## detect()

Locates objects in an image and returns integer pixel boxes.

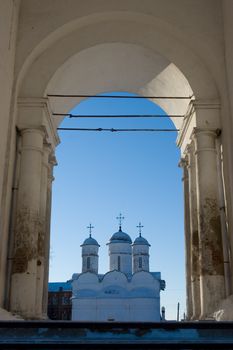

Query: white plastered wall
[0,0,20,308]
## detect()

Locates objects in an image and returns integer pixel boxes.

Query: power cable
[48,93,193,100]
[52,113,184,119]
[57,127,179,132]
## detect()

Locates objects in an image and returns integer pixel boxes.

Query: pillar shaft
[35,143,51,318]
[187,142,201,319]
[10,128,45,319]
[180,158,193,319]
[42,151,56,318]
[193,129,225,318]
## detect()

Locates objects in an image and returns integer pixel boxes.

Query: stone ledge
[1,321,233,348]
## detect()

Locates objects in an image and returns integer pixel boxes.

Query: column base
[191,278,201,320]
[212,294,233,321]
[200,275,225,319]
[0,307,23,320]
[10,259,43,320]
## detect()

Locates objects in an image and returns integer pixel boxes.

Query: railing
[0,321,233,349]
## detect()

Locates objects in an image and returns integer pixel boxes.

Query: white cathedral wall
[102,271,128,287]
[72,271,162,321]
[72,297,160,322]
[131,271,159,290]
[72,272,101,292]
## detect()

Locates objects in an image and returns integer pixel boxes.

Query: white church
[71,217,165,322]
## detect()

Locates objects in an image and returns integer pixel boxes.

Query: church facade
[71,222,165,322]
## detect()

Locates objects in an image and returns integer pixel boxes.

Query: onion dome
[108,227,132,244]
[133,235,150,246]
[80,234,100,247]
[133,222,150,246]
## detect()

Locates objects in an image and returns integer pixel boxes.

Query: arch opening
[49,91,185,320]
[7,8,227,322]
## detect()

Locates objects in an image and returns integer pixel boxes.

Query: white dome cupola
[132,222,150,273]
[81,224,100,274]
[107,214,132,275]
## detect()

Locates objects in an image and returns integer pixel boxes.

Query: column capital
[19,126,46,138]
[17,97,60,148]
[178,157,188,169]
[179,156,189,183]
[177,99,221,153]
[192,129,219,155]
[19,126,46,155]
[184,142,194,156]
[191,127,221,140]
[49,151,57,167]
[43,141,52,150]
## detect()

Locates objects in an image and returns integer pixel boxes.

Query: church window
[139,257,142,269]
[87,257,91,269]
[117,256,121,271]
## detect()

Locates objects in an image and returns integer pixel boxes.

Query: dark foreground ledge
[1,321,233,349]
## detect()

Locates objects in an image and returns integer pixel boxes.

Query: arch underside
[17,12,219,130]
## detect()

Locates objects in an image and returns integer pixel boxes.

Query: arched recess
[7,10,229,321]
[17,11,219,119]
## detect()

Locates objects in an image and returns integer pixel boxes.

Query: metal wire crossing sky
[51,93,185,132]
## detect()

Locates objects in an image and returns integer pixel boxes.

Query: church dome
[109,227,132,244]
[81,235,100,247]
[133,235,150,246]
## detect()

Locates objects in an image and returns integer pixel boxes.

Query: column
[42,151,56,318]
[193,128,225,318]
[10,127,45,319]
[186,142,201,319]
[179,157,193,320]
[35,142,52,318]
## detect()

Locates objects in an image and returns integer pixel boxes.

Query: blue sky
[49,92,185,320]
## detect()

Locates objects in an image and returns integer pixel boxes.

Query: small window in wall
[139,257,142,269]
[87,257,91,270]
[117,256,121,271]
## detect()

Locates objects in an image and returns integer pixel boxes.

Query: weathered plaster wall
[0,0,20,308]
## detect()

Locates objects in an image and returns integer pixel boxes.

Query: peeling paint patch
[12,208,43,274]
[199,198,224,276]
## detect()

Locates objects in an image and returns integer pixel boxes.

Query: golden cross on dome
[116,213,125,229]
[87,223,94,237]
[136,222,144,237]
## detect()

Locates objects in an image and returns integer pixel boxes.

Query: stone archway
[1,3,232,320]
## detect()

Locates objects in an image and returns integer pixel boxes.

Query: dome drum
[108,243,132,254]
[132,245,149,255]
[82,246,99,255]
[81,234,100,274]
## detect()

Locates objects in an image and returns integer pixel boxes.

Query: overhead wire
[48,93,193,99]
[57,127,179,132]
[49,93,186,133]
[52,113,184,119]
